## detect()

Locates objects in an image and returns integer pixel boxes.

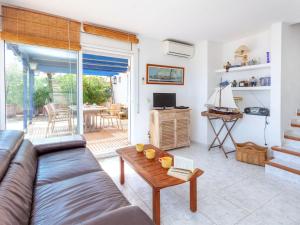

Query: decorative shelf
[232,86,271,91]
[216,63,271,73]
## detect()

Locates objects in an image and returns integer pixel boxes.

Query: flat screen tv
[153,93,176,108]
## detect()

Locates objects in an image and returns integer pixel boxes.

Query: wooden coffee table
[116,144,204,225]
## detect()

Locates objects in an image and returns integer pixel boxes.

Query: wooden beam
[83,23,139,44]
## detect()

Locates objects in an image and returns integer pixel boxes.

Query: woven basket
[235,142,267,166]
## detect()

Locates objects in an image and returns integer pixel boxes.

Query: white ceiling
[3,0,300,43]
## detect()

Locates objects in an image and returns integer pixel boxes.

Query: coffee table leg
[190,178,197,212]
[120,157,124,185]
[152,188,160,225]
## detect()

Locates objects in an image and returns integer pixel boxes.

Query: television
[153,93,176,108]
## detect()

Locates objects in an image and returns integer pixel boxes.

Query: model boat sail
[206,85,240,114]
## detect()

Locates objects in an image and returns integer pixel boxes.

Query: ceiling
[3,0,300,43]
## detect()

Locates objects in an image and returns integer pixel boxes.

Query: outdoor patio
[8,115,128,157]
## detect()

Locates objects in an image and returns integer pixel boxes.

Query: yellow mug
[136,144,144,152]
[144,149,156,159]
[159,156,173,169]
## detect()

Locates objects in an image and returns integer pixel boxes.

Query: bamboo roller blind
[83,23,139,44]
[1,6,81,50]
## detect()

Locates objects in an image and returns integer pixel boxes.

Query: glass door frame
[0,40,81,136]
[0,40,5,130]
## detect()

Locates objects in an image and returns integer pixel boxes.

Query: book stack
[167,156,195,181]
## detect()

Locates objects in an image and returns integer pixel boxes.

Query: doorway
[81,52,130,157]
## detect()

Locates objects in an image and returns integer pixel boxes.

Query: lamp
[29,62,38,70]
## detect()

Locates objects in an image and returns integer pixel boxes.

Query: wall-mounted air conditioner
[162,40,194,58]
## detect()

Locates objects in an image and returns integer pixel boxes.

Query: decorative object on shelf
[224,61,232,72]
[266,51,271,63]
[235,45,250,66]
[220,80,230,87]
[239,80,249,87]
[206,83,240,115]
[259,76,271,86]
[235,142,267,166]
[232,80,237,87]
[248,58,259,65]
[146,64,184,85]
[249,76,258,87]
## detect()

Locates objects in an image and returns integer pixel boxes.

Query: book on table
[167,156,195,181]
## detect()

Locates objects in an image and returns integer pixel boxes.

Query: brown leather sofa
[0,130,154,225]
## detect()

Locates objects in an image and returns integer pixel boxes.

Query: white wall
[197,31,274,148]
[131,36,195,144]
[80,33,196,144]
[221,30,271,65]
[221,30,272,147]
[112,73,128,105]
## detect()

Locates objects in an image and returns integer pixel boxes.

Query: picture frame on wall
[146,64,184,85]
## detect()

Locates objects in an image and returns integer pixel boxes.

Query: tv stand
[149,108,191,150]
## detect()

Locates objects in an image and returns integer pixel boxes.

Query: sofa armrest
[33,135,86,155]
[85,206,154,225]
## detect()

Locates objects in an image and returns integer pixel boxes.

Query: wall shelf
[232,86,271,91]
[216,63,271,73]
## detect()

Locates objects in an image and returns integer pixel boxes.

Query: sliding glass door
[5,42,79,140]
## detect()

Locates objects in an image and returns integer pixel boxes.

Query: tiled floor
[99,143,300,225]
[85,127,128,157]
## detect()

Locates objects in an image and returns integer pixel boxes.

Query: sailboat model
[206,84,240,115]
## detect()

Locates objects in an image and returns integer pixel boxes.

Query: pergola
[8,43,129,130]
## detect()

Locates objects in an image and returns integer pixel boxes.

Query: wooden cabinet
[150,109,191,150]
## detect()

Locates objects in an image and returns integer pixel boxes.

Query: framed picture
[146,64,184,85]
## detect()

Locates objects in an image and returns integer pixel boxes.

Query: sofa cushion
[31,171,130,225]
[36,148,102,186]
[33,135,86,155]
[0,130,24,181]
[0,140,36,225]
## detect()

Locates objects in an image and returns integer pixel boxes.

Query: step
[284,130,300,141]
[272,146,300,156]
[284,139,300,149]
[271,146,300,165]
[291,118,300,128]
[265,159,300,184]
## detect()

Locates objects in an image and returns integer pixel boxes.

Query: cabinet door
[159,120,176,150]
[176,118,190,147]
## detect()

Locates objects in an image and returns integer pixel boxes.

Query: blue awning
[83,54,128,76]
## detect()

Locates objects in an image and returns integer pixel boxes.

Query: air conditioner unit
[163,40,194,58]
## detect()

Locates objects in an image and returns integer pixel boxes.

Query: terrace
[5,43,129,157]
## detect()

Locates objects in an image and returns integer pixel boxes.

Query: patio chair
[101,103,123,129]
[44,103,72,137]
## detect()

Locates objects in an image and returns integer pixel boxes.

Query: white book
[174,156,194,172]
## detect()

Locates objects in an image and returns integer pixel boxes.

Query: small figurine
[232,80,237,87]
[239,80,249,87]
[249,76,258,87]
[224,61,232,72]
